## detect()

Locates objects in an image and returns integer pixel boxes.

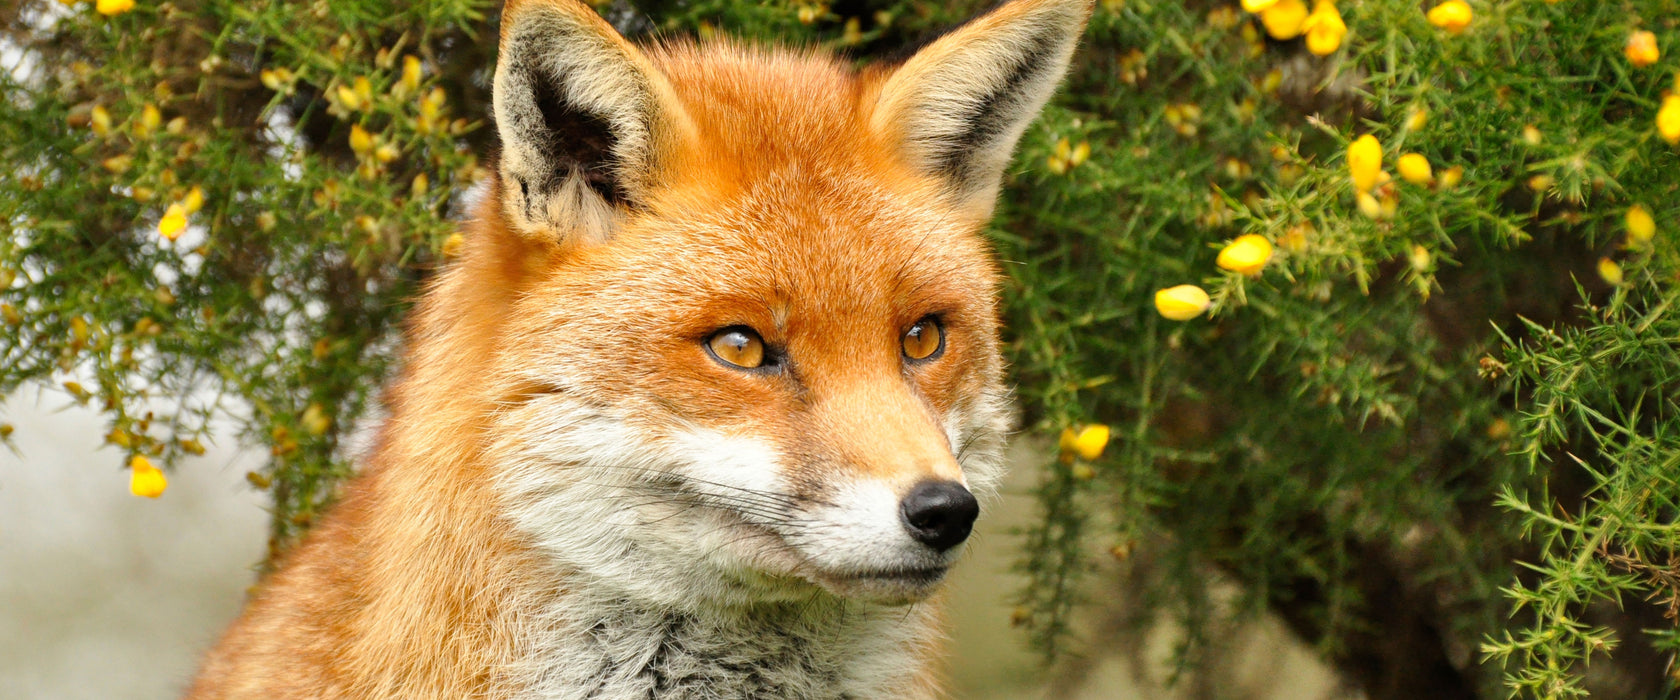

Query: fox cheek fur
[187,0,1090,697]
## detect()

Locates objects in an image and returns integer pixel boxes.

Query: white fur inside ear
[873,0,1091,213]
[492,6,658,242]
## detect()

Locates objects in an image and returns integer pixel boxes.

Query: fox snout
[900,480,979,552]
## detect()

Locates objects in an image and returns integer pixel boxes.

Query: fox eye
[706,327,766,369]
[902,317,944,362]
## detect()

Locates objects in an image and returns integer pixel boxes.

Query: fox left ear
[871,0,1092,217]
[492,0,692,246]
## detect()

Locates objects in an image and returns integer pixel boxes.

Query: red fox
[188,0,1089,696]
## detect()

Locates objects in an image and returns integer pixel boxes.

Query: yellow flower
[1626,204,1656,248]
[1217,234,1274,276]
[182,185,204,214]
[1154,285,1211,321]
[1259,0,1308,41]
[1242,0,1280,12]
[1658,94,1680,145]
[301,403,332,436]
[158,203,188,241]
[1356,191,1383,219]
[1626,30,1659,68]
[89,105,111,136]
[135,103,161,138]
[1427,1,1472,36]
[1408,245,1432,272]
[441,232,465,258]
[1397,153,1433,185]
[1302,1,1346,56]
[1069,140,1091,168]
[130,455,167,498]
[349,124,375,156]
[1597,257,1623,286]
[1405,107,1429,132]
[96,0,134,16]
[1348,134,1383,192]
[1072,424,1111,461]
[1058,424,1112,462]
[400,55,423,94]
[336,84,365,112]
[1438,165,1464,189]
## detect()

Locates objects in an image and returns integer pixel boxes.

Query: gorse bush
[2,0,1676,697]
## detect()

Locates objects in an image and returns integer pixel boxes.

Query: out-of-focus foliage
[2,1,1676,698]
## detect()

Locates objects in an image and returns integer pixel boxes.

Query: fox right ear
[492,0,690,246]
[871,0,1091,218]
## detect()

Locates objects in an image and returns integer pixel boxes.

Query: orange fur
[189,1,1089,697]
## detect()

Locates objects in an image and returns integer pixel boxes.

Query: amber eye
[902,317,944,361]
[706,327,767,369]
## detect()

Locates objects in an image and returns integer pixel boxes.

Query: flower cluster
[1240,0,1345,54]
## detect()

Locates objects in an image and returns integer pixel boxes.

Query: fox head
[473,0,1090,608]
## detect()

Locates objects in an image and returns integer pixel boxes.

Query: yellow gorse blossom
[400,55,423,95]
[96,0,134,16]
[1597,257,1624,286]
[349,123,375,156]
[1405,107,1429,132]
[1058,424,1112,463]
[1072,425,1111,461]
[1216,234,1274,276]
[1658,94,1680,145]
[302,403,332,436]
[89,105,111,136]
[1626,30,1659,68]
[441,232,465,258]
[1427,1,1472,35]
[1438,165,1464,189]
[1348,134,1383,192]
[1259,0,1308,41]
[1626,204,1656,248]
[182,185,204,214]
[1154,285,1210,320]
[130,455,167,498]
[1241,0,1279,12]
[1397,153,1433,185]
[1302,1,1346,56]
[158,203,188,241]
[135,103,161,138]
[1356,191,1383,219]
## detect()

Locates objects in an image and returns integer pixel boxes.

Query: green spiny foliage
[2,0,1677,697]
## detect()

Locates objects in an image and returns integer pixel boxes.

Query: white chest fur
[512,594,934,700]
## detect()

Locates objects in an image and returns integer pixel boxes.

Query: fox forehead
[513,45,1003,343]
[520,159,1002,372]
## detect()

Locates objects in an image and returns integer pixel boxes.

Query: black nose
[899,480,979,552]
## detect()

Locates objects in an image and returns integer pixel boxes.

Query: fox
[187,0,1090,697]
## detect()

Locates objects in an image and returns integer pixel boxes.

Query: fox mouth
[800,563,952,603]
[844,565,949,584]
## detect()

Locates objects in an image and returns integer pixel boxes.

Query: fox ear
[492,0,689,244]
[871,0,1091,217]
